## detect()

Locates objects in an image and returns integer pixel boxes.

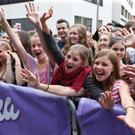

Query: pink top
[25,54,57,85]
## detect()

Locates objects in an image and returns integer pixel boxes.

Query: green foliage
[0,23,5,33]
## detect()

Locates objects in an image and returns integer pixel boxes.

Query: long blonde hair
[95,32,114,55]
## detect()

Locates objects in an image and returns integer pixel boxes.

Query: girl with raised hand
[0,7,56,85]
[22,2,115,110]
[108,36,135,98]
[92,49,135,133]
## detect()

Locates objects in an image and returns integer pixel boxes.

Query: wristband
[45,84,49,92]
[125,105,135,110]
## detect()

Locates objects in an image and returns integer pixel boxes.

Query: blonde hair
[92,49,121,91]
[0,41,13,51]
[95,32,115,55]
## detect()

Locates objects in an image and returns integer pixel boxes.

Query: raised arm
[40,7,64,65]
[21,68,85,96]
[25,2,56,67]
[0,8,28,66]
[117,82,135,133]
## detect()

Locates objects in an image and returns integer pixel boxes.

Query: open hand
[0,8,6,23]
[25,2,40,27]
[21,68,40,88]
[99,91,115,110]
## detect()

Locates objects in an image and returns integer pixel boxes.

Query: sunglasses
[111,27,122,32]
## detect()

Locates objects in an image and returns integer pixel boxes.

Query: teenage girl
[92,49,135,133]
[95,32,114,54]
[0,8,56,85]
[21,2,115,110]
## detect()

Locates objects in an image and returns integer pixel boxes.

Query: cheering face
[93,56,114,82]
[110,42,125,61]
[69,28,80,45]
[99,34,110,49]
[31,37,47,61]
[1,33,10,44]
[56,22,69,39]
[65,50,83,73]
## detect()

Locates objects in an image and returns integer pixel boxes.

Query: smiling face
[93,56,114,83]
[69,28,80,45]
[99,34,110,49]
[1,33,10,44]
[56,22,69,39]
[98,26,108,37]
[110,42,125,61]
[31,37,47,61]
[65,50,83,73]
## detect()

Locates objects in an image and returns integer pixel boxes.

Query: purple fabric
[0,82,71,135]
[77,98,134,135]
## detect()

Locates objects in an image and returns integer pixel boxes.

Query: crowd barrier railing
[0,82,134,135]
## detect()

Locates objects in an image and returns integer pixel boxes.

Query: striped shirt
[112,80,129,104]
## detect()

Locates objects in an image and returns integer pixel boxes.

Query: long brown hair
[92,49,121,91]
[63,24,89,55]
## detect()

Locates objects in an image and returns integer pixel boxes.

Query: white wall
[0,0,113,34]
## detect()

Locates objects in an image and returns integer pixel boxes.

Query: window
[125,10,128,18]
[0,0,34,5]
[128,13,130,20]
[131,2,133,8]
[98,20,103,27]
[75,16,92,32]
[121,6,124,16]
[84,0,103,6]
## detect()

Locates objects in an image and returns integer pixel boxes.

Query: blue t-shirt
[57,40,66,49]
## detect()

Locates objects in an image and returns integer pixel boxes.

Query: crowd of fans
[0,2,135,133]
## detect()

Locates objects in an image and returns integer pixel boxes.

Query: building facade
[112,0,134,27]
[0,0,134,34]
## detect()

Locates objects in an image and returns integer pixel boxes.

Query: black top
[43,32,103,102]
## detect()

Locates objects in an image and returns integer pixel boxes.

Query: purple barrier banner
[0,82,71,135]
[77,98,134,135]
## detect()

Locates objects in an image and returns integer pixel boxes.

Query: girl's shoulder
[114,79,127,86]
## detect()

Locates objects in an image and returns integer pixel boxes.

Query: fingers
[129,27,134,35]
[25,4,29,12]
[35,72,39,80]
[29,2,33,12]
[21,68,31,76]
[117,115,135,133]
[25,2,37,13]
[117,115,125,122]
[1,8,4,12]
[123,71,135,77]
[37,5,39,12]
[122,28,130,36]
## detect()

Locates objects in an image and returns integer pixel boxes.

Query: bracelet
[125,105,135,110]
[44,84,49,92]
[6,63,11,65]
[16,64,21,66]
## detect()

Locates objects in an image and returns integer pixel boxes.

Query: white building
[112,0,134,26]
[0,0,134,34]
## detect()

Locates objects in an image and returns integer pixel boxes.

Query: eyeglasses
[111,27,122,32]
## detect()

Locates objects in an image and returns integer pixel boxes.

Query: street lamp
[96,0,99,29]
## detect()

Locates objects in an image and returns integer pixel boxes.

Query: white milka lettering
[0,97,20,122]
